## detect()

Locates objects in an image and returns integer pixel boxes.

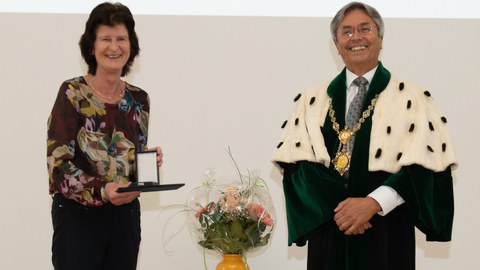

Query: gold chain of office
[328,94,379,176]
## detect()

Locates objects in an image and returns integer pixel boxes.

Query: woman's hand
[104,146,163,206]
[104,182,141,206]
[149,146,164,167]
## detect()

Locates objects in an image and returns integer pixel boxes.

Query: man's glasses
[338,24,376,38]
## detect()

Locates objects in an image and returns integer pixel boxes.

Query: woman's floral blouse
[47,76,149,207]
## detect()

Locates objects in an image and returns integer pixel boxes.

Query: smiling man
[273,2,457,270]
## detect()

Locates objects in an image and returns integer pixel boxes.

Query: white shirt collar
[345,66,378,111]
[346,66,378,88]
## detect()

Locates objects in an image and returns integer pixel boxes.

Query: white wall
[1,0,479,18]
[0,12,478,269]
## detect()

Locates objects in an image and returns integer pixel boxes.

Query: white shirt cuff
[368,186,405,216]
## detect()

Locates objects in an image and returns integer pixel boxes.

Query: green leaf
[230,220,244,239]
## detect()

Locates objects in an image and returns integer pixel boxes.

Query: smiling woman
[86,24,131,102]
[46,2,163,270]
[93,25,131,75]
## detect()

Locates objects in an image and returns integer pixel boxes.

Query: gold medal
[333,150,350,176]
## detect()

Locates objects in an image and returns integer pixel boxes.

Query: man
[273,2,457,270]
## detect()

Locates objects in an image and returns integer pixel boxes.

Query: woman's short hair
[330,1,384,44]
[79,2,140,76]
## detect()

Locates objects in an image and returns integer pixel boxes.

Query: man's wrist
[367,196,382,213]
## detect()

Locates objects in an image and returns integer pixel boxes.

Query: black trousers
[51,194,141,270]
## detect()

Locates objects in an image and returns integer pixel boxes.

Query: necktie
[345,76,368,149]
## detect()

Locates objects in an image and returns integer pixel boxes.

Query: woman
[47,3,163,269]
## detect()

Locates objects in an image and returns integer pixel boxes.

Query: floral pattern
[47,76,149,206]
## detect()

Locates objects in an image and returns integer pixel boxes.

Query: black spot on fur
[399,82,405,90]
[375,148,382,158]
[424,91,431,97]
[441,116,447,123]
[442,143,447,152]
[277,142,283,148]
[407,100,412,109]
[294,93,301,102]
[295,118,299,125]
[397,152,403,160]
[409,123,415,132]
[429,122,435,131]
[427,145,434,152]
[281,120,287,129]
[387,126,391,134]
[295,142,301,147]
[309,97,316,105]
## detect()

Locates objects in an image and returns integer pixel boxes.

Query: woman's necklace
[328,94,379,176]
[87,75,125,102]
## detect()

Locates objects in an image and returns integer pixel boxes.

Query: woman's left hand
[149,146,164,167]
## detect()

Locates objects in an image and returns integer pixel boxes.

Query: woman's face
[93,24,131,75]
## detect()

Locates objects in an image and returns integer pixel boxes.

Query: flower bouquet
[186,153,275,269]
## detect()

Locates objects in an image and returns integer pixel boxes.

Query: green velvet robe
[278,63,454,270]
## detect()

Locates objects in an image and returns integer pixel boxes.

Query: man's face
[335,9,383,75]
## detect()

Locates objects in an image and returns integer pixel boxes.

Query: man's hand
[333,197,381,235]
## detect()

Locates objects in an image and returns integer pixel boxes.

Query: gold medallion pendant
[332,149,350,176]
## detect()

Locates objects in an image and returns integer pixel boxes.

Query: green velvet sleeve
[281,161,348,246]
[384,164,454,241]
